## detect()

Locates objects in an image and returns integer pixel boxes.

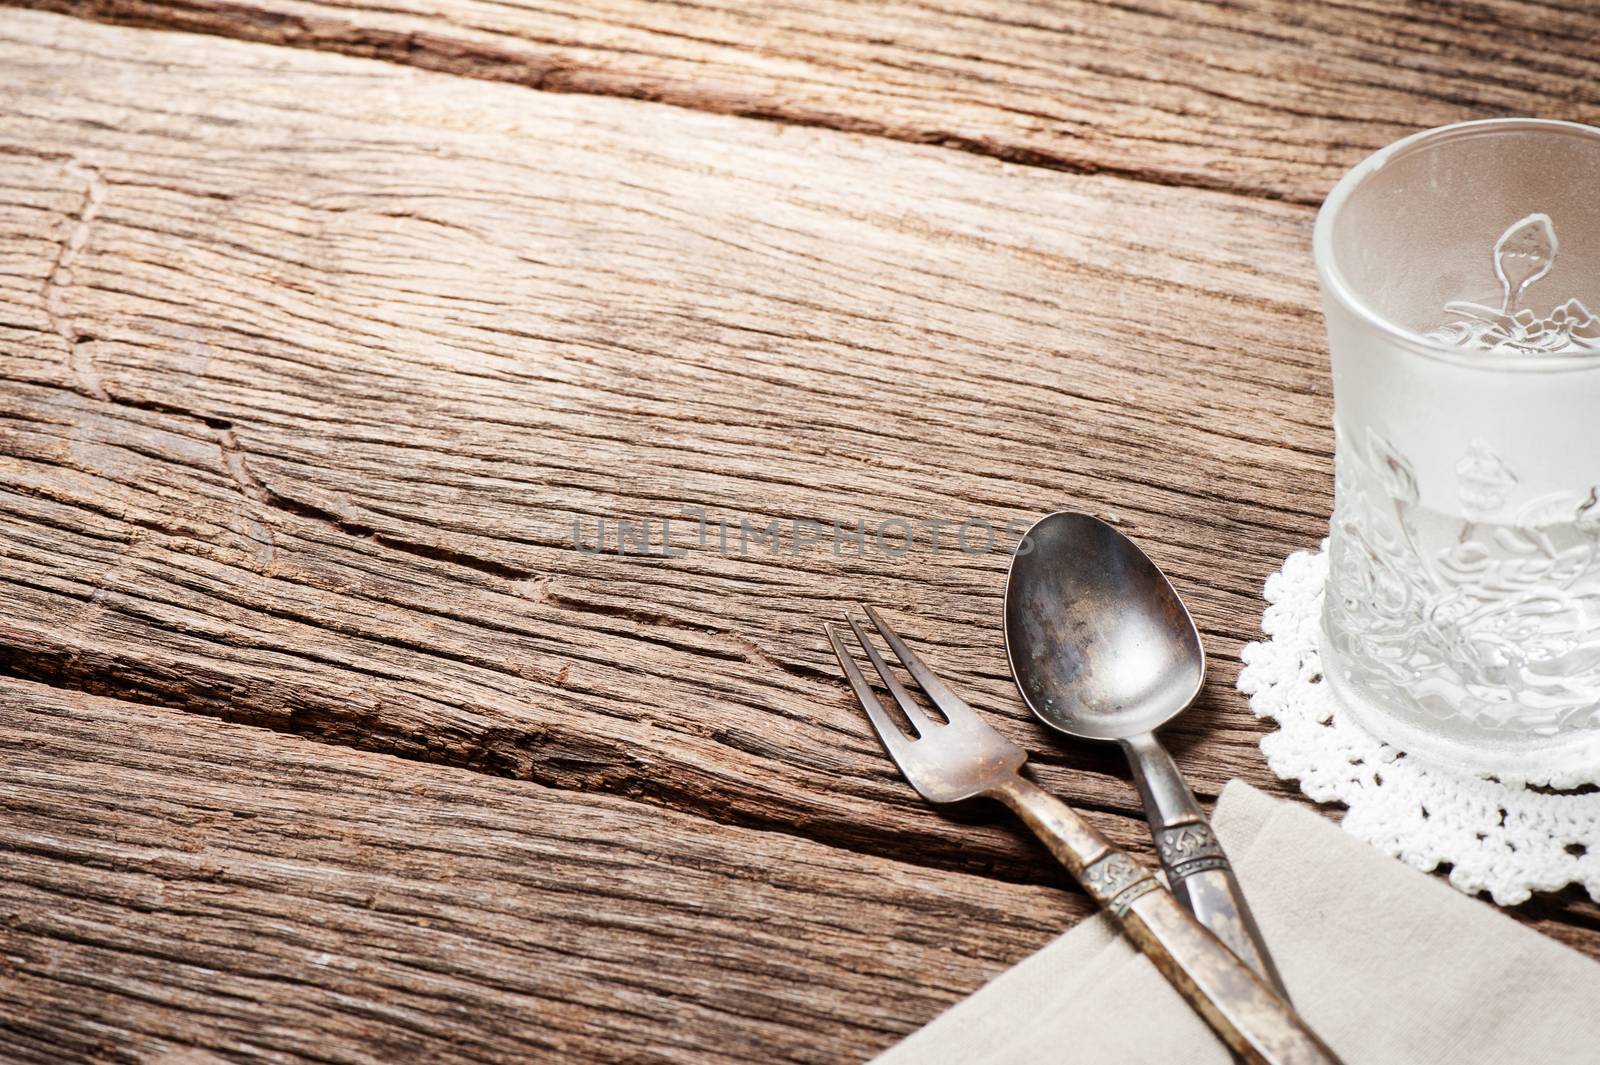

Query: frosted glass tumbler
[1314,118,1600,782]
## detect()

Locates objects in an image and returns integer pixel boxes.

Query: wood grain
[0,674,1086,1063]
[9,0,1600,203]
[0,6,1597,1060]
[0,6,1332,878]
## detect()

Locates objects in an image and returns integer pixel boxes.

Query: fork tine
[861,605,980,725]
[825,623,916,762]
[845,615,935,735]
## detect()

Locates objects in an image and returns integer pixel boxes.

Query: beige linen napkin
[875,781,1600,1065]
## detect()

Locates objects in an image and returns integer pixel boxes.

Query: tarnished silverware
[827,606,1340,1065]
[1005,510,1288,997]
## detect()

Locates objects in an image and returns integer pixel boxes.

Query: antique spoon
[1004,510,1288,997]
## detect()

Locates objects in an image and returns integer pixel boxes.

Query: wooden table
[1,2,1597,1060]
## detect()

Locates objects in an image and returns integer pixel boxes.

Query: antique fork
[827,607,1341,1065]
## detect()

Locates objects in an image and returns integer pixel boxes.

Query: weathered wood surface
[0,4,1597,1062]
[0,6,1326,870]
[11,0,1600,204]
[0,675,1085,1063]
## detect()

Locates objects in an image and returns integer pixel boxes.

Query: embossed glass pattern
[1314,118,1600,781]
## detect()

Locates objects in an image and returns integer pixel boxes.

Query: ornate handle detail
[1081,851,1161,917]
[1157,821,1229,877]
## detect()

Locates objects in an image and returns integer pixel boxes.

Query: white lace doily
[1238,544,1600,906]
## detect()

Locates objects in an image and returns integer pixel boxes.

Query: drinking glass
[1315,118,1600,781]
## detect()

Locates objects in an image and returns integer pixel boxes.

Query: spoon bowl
[1004,512,1204,740]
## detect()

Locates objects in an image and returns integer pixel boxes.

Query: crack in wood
[0,650,1087,893]
[529,578,833,684]
[217,426,270,504]
[17,0,1600,212]
[62,381,543,582]
[0,0,1327,206]
[42,158,109,401]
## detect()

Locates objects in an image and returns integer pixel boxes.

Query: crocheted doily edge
[1237,544,1600,907]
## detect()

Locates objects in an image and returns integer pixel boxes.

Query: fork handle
[993,777,1341,1065]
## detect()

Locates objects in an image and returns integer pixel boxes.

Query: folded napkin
[874,781,1600,1065]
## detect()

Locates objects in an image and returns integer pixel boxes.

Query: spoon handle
[1120,732,1290,999]
[993,776,1341,1065]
